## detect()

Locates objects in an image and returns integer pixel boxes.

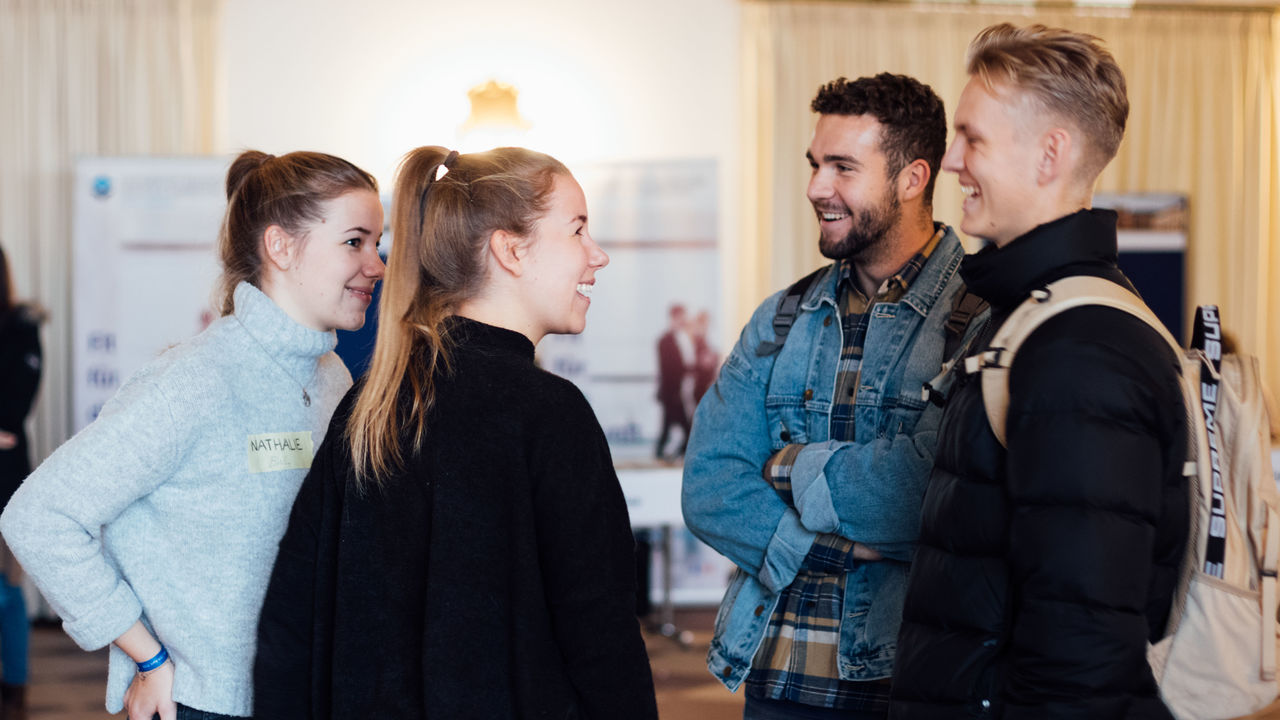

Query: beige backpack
[967,275,1279,720]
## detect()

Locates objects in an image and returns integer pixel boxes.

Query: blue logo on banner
[92,176,112,199]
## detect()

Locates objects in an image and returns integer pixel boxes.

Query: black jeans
[153,705,249,720]
[743,696,888,720]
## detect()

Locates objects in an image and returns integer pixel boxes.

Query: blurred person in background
[0,244,45,720]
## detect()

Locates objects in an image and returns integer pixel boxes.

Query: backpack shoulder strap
[755,266,828,357]
[944,288,989,363]
[921,286,991,407]
[969,275,1182,448]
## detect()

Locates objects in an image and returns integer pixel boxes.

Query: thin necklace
[234,315,316,407]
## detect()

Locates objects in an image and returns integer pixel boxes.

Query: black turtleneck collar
[447,315,537,361]
[959,208,1128,310]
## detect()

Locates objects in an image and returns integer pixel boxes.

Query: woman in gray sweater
[0,150,385,720]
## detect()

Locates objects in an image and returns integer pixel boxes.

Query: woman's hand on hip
[123,661,176,720]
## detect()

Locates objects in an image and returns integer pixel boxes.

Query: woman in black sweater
[0,244,42,718]
[254,146,658,719]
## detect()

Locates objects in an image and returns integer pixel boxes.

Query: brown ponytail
[216,150,378,315]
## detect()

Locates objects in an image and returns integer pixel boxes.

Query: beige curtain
[740,1,1280,396]
[0,0,222,461]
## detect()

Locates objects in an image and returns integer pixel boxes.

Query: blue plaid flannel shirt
[745,228,943,710]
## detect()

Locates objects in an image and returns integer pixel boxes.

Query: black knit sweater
[254,317,658,719]
[0,305,42,505]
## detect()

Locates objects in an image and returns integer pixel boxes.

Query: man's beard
[818,189,900,261]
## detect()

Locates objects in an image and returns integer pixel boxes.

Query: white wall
[223,6,737,206]
[221,0,742,331]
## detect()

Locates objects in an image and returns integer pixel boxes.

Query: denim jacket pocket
[852,385,929,439]
[880,390,929,437]
[764,394,809,450]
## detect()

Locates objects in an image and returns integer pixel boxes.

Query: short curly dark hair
[811,73,947,206]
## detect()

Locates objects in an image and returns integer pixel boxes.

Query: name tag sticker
[246,431,314,474]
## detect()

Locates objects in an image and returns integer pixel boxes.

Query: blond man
[890,25,1188,719]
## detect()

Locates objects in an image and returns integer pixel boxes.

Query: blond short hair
[967,23,1128,181]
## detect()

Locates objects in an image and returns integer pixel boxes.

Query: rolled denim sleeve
[762,444,859,574]
[681,300,817,594]
[786,403,941,562]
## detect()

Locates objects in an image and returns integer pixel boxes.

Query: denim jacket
[681,227,969,691]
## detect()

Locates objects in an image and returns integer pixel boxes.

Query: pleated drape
[0,0,223,460]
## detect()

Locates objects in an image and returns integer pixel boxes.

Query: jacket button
[721,665,733,677]
[754,605,764,617]
[803,389,813,401]
[823,316,832,327]
[780,431,790,442]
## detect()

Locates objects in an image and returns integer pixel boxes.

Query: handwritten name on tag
[246,431,314,474]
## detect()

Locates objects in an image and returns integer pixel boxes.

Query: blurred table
[618,466,694,646]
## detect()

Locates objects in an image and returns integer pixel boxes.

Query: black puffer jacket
[891,210,1188,720]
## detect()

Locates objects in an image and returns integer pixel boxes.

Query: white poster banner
[540,158,723,466]
[540,158,734,604]
[71,157,229,433]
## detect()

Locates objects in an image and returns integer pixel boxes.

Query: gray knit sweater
[0,282,351,716]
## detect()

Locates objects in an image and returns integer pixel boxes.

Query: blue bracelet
[137,645,169,673]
